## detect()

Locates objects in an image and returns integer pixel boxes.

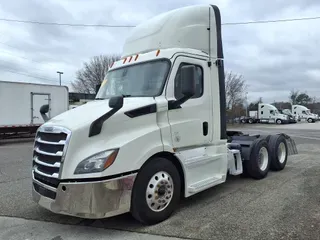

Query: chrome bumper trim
[34,147,63,157]
[33,177,57,192]
[34,167,59,179]
[32,173,137,219]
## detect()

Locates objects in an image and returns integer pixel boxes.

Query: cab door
[166,56,212,148]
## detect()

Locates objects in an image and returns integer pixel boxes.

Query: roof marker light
[135,55,139,61]
[123,58,127,64]
[129,56,133,62]
[156,49,160,56]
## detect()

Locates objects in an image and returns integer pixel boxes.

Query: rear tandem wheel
[268,134,288,171]
[243,138,271,180]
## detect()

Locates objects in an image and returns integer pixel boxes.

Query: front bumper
[288,119,297,123]
[32,172,137,219]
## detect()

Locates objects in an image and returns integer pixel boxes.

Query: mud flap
[280,134,298,155]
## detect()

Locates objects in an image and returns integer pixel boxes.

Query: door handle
[203,122,208,136]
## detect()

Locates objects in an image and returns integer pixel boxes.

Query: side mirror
[39,104,50,122]
[181,65,196,97]
[109,96,124,109]
[96,84,101,94]
[40,104,49,114]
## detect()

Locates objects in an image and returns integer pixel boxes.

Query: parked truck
[292,105,318,123]
[0,81,69,139]
[246,103,290,124]
[31,4,298,225]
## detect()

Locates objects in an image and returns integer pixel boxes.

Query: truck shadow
[78,174,258,230]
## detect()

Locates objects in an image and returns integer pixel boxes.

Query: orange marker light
[156,49,160,56]
[104,150,119,170]
[123,58,127,64]
[129,56,133,62]
[135,54,139,61]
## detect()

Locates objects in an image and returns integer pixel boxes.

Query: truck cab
[279,109,297,123]
[292,105,317,123]
[31,4,298,225]
[248,103,289,124]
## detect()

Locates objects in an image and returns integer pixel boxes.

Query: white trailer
[0,81,69,137]
[246,103,290,124]
[292,105,318,123]
[31,5,298,225]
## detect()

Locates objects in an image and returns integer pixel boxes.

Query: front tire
[307,118,313,123]
[244,138,271,179]
[131,157,181,225]
[276,119,282,124]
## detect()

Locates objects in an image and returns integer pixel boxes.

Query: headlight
[74,149,118,174]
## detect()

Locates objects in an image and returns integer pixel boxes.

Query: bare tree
[72,54,121,94]
[289,90,299,104]
[225,71,247,111]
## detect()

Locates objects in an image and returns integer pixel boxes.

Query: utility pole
[245,91,248,116]
[57,71,63,86]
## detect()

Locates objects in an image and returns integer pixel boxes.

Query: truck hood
[277,113,288,119]
[45,97,156,131]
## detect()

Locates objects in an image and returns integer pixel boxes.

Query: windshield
[306,110,311,115]
[96,59,170,99]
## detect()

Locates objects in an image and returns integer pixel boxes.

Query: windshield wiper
[96,94,131,100]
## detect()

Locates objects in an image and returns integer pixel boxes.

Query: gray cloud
[0,0,319,103]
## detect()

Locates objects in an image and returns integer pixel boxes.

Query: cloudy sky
[0,0,319,103]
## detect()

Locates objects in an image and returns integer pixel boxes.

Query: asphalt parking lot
[1,122,320,240]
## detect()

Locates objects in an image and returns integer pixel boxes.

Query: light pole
[245,91,248,116]
[57,71,63,86]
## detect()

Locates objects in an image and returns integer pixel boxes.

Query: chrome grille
[32,126,71,199]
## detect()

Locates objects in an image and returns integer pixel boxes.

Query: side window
[302,110,306,114]
[174,63,203,100]
[261,111,263,114]
[270,110,274,114]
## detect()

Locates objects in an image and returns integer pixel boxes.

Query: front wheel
[131,157,181,225]
[307,118,313,123]
[276,119,282,124]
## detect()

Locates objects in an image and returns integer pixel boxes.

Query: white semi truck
[0,81,69,139]
[31,5,298,225]
[292,105,318,123]
[247,103,290,124]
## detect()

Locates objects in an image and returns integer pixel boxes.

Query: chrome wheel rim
[278,142,286,164]
[146,171,174,212]
[258,146,269,171]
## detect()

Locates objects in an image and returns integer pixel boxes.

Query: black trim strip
[168,100,182,110]
[211,5,227,140]
[125,104,157,118]
[60,169,139,183]
[33,182,56,199]
[89,108,121,137]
